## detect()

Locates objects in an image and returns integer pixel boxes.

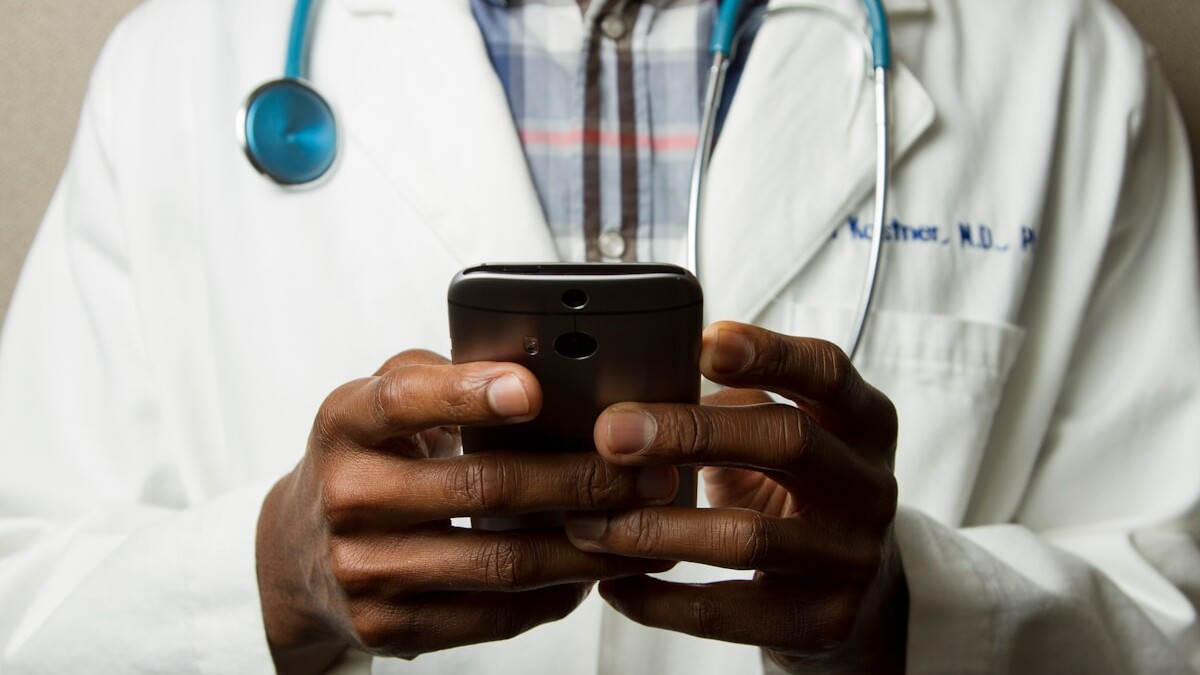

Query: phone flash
[523,337,540,355]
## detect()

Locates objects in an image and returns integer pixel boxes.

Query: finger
[371,349,464,457]
[594,403,897,520]
[593,402,895,513]
[333,529,672,597]
[599,575,858,653]
[698,322,896,441]
[322,451,681,531]
[349,583,591,659]
[701,386,772,407]
[373,349,451,375]
[316,361,543,449]
[596,400,842,474]
[564,507,879,578]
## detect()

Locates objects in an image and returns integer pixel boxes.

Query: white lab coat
[1,0,1198,672]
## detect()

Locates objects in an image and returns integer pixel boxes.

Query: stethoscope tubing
[686,50,728,279]
[285,0,316,79]
[688,0,892,361]
[848,67,890,361]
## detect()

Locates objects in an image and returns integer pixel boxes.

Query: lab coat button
[601,13,627,40]
[599,230,627,259]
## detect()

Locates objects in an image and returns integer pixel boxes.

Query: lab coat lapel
[338,0,558,265]
[701,0,935,324]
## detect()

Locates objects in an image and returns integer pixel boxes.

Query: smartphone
[448,263,703,531]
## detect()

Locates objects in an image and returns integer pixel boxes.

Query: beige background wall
[0,0,143,322]
[1,0,1198,328]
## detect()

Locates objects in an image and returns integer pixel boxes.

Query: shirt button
[600,13,627,40]
[599,230,627,259]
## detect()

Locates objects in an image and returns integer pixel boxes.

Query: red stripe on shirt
[519,129,698,152]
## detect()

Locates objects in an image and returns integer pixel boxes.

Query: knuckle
[318,462,380,535]
[628,509,667,557]
[312,383,362,448]
[850,469,898,535]
[845,541,885,587]
[488,603,533,642]
[328,541,368,590]
[574,458,601,509]
[762,336,797,382]
[311,405,343,448]
[320,468,357,532]
[775,337,854,398]
[476,538,524,588]
[458,453,512,514]
[873,474,899,527]
[782,408,817,463]
[675,407,712,461]
[328,540,360,583]
[578,454,633,506]
[374,369,416,430]
[818,596,860,645]
[353,603,422,657]
[873,396,900,454]
[488,585,583,642]
[576,457,618,509]
[726,512,771,570]
[456,369,494,404]
[810,339,855,398]
[690,596,725,639]
[440,370,491,420]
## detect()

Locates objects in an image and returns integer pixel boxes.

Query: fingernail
[606,411,656,454]
[636,467,677,502]
[486,373,530,417]
[710,329,754,374]
[567,513,608,541]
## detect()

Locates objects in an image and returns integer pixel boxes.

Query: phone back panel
[448,264,702,529]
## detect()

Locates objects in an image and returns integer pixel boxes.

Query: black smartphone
[448,263,703,531]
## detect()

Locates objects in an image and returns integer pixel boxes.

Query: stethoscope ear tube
[845,67,890,362]
[686,50,729,279]
[689,0,893,360]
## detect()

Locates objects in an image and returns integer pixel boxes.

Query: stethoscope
[691,0,892,359]
[237,0,336,186]
[239,0,892,359]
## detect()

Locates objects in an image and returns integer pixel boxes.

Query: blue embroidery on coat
[832,217,1036,256]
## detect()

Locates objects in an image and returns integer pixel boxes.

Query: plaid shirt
[471,0,758,264]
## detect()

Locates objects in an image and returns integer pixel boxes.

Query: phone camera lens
[561,288,588,309]
[554,332,598,360]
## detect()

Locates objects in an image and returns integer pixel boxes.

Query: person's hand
[256,350,678,675]
[564,322,906,674]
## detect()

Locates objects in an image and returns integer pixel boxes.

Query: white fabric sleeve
[899,41,1200,675]
[0,20,278,674]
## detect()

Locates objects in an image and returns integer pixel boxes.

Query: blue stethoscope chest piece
[240,78,338,186]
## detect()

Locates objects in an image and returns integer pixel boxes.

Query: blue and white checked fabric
[471,0,734,264]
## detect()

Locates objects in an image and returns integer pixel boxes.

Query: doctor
[0,1,1198,675]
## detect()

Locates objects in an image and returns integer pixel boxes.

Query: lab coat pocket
[767,305,1027,525]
